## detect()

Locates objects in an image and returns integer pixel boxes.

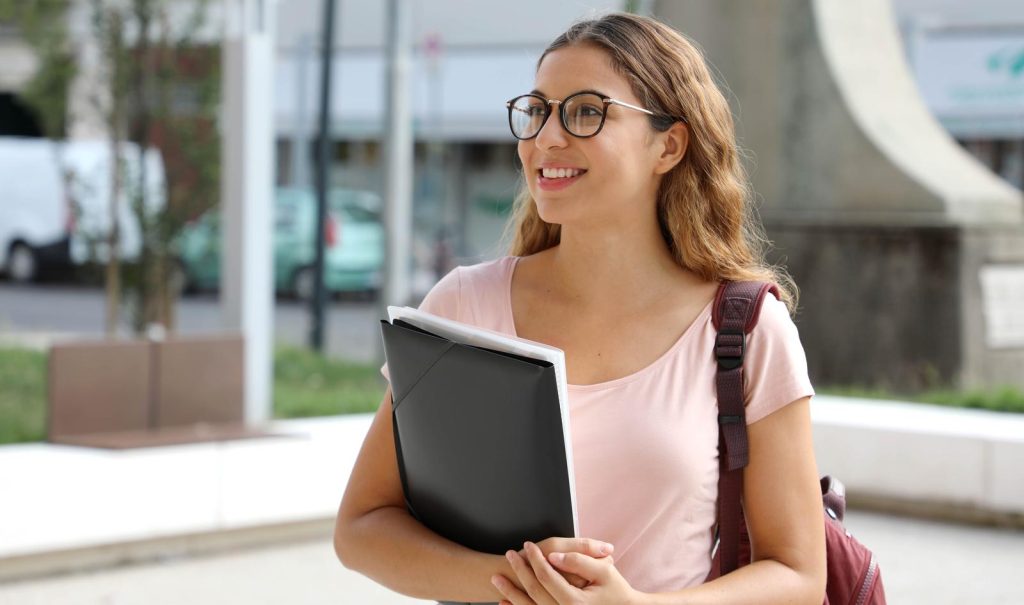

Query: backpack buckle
[715,329,745,371]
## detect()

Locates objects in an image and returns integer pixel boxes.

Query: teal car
[177,187,384,298]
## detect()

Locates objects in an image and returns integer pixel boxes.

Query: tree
[0,1,76,139]
[91,0,220,334]
[91,1,129,335]
[5,0,220,335]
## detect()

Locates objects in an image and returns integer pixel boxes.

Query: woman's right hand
[518,537,614,589]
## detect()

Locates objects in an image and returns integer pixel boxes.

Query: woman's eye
[579,106,603,117]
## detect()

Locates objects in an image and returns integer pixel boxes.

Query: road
[0,283,382,362]
[0,509,1021,604]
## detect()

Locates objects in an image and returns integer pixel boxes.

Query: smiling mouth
[538,168,588,179]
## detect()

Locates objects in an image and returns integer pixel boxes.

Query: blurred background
[0,0,1023,603]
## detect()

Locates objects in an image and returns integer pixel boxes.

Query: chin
[532,196,576,226]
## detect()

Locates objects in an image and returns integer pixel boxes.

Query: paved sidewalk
[1,509,1022,604]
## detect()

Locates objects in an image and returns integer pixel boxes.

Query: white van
[0,136,165,282]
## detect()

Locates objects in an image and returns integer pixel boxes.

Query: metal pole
[377,0,414,366]
[292,34,313,189]
[310,0,337,352]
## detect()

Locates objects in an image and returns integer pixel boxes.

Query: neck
[547,210,688,311]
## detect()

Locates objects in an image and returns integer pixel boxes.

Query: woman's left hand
[491,541,643,605]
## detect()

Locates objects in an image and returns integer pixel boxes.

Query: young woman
[335,12,826,605]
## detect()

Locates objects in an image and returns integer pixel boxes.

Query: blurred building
[271,0,623,270]
[894,0,1024,189]
[2,0,1022,267]
[0,0,624,276]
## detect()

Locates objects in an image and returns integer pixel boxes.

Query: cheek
[517,142,531,171]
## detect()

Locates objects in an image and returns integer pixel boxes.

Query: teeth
[541,168,583,179]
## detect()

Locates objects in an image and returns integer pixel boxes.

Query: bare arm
[334,387,510,602]
[334,388,609,602]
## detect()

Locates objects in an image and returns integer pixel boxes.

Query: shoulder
[742,289,814,420]
[417,256,517,322]
[454,255,517,288]
[750,291,800,344]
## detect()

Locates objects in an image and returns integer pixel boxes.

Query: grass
[0,347,47,444]
[273,347,386,417]
[2,345,1021,446]
[0,346,386,446]
[817,385,1024,414]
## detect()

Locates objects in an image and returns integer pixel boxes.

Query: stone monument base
[767,223,1024,392]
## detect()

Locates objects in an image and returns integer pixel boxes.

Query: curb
[0,516,336,585]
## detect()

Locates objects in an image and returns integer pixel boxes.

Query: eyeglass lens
[509,93,606,139]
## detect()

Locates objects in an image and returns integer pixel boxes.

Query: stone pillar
[655,0,1024,391]
[221,0,276,424]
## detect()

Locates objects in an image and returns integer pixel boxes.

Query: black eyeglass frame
[505,92,686,141]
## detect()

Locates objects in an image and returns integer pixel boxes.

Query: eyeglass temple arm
[605,98,655,116]
[606,98,687,123]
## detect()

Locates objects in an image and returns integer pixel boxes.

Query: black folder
[379,317,577,560]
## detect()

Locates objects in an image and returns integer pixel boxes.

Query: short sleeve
[380,266,463,382]
[742,294,815,424]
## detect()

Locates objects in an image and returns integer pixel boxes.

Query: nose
[534,101,569,150]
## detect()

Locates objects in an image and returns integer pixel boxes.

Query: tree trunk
[104,8,125,338]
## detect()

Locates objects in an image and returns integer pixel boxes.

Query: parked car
[0,136,164,282]
[176,187,384,298]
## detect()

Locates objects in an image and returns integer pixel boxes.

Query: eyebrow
[529,88,611,99]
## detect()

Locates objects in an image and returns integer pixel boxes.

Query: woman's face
[518,44,666,230]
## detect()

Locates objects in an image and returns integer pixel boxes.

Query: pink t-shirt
[383,256,815,594]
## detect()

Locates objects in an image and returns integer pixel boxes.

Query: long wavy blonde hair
[505,12,798,313]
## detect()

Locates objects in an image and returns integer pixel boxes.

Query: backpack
[705,281,886,605]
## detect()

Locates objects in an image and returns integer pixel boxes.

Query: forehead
[534,44,635,100]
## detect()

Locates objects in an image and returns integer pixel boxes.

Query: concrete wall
[771,223,1024,391]
[657,0,1021,226]
[655,0,1024,391]
[768,225,963,390]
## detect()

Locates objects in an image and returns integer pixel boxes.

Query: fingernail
[491,575,503,587]
[549,552,565,564]
[602,543,614,555]
[505,550,515,563]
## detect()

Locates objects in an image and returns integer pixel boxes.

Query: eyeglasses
[505,92,683,140]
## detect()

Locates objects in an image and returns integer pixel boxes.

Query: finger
[527,553,588,588]
[491,574,534,605]
[520,548,587,588]
[564,573,590,589]
[543,536,614,558]
[523,541,580,603]
[547,551,611,584]
[506,549,556,605]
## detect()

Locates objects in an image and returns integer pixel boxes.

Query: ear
[652,121,688,175]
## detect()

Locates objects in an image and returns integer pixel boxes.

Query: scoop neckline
[503,255,713,392]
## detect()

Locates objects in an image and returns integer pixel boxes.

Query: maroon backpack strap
[712,280,779,576]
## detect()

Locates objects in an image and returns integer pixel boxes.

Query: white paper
[387,305,579,537]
